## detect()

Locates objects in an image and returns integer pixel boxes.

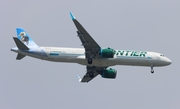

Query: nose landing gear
[151,65,154,73]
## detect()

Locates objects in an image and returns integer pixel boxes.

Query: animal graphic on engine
[19,32,29,45]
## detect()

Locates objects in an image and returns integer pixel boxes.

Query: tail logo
[20,32,29,45]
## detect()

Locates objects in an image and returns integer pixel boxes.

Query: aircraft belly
[21,51,165,67]
[47,55,83,63]
[52,57,156,67]
[114,57,165,66]
[17,51,44,60]
[85,59,116,66]
[114,57,151,66]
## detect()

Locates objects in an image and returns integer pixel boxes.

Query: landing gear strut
[87,58,92,64]
[151,65,154,73]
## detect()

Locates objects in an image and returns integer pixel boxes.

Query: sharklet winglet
[76,75,82,82]
[70,12,76,20]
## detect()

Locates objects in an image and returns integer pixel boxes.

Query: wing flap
[70,12,101,58]
[73,18,100,49]
[81,71,99,83]
[80,66,107,83]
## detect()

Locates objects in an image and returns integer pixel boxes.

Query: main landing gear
[87,58,92,64]
[151,65,154,73]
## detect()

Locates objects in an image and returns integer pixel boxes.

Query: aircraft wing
[81,71,99,82]
[80,66,106,83]
[70,12,101,58]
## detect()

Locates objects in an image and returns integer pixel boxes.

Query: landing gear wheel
[87,58,92,64]
[151,65,154,73]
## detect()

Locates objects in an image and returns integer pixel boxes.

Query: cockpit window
[160,54,165,57]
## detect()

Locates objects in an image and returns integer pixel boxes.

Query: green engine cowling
[100,48,116,58]
[101,68,117,79]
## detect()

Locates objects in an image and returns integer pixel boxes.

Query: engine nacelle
[101,68,117,79]
[100,48,116,58]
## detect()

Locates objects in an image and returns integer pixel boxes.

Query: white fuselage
[11,47,172,67]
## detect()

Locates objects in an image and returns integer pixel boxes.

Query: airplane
[11,12,172,83]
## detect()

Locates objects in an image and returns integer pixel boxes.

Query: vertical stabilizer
[16,28,38,47]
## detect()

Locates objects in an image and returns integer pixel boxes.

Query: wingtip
[70,12,76,20]
[76,75,82,82]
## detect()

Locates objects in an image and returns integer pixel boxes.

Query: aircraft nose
[165,57,172,65]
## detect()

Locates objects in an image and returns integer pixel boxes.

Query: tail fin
[16,28,38,47]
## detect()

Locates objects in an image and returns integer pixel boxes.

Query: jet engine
[101,68,117,79]
[99,48,115,58]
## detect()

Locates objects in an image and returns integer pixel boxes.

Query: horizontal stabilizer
[13,37,29,50]
[16,53,26,60]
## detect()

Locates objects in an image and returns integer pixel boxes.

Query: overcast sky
[1,0,180,109]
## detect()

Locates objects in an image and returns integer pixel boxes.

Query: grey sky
[1,0,180,109]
